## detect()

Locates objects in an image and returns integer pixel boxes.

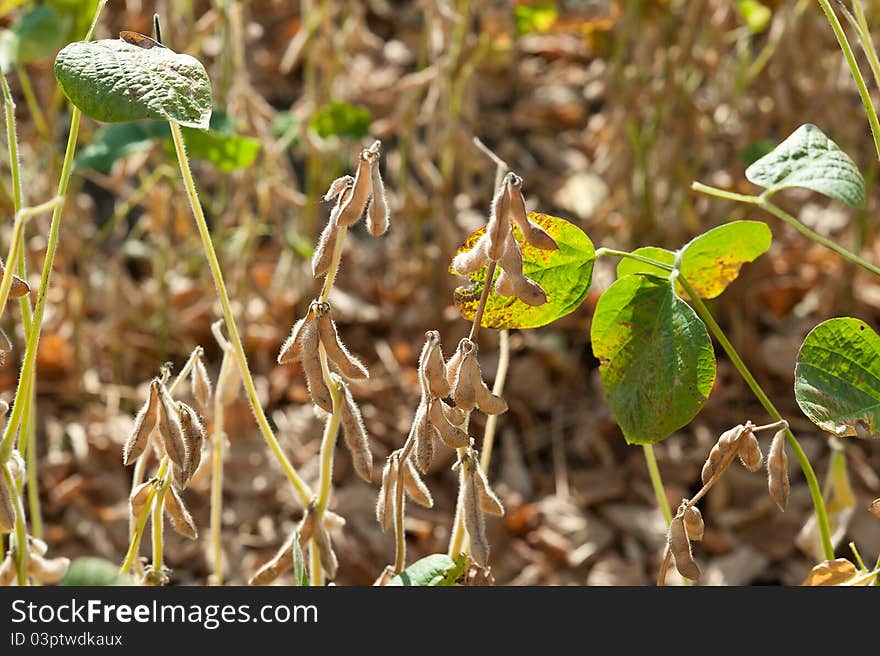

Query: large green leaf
[591,274,716,445]
[795,317,880,437]
[55,38,212,129]
[616,246,675,279]
[452,212,595,329]
[678,221,772,299]
[0,5,65,68]
[387,553,466,586]
[74,110,258,173]
[309,101,371,140]
[745,124,865,208]
[59,557,133,586]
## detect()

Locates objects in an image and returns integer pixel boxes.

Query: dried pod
[278,317,308,365]
[494,268,516,297]
[217,356,242,404]
[123,379,162,465]
[27,554,70,584]
[7,450,23,483]
[445,345,463,389]
[177,402,206,486]
[366,162,389,236]
[428,398,469,448]
[336,376,373,482]
[324,175,354,201]
[701,424,748,486]
[0,327,10,357]
[29,537,48,556]
[129,480,153,520]
[312,520,338,579]
[767,429,790,512]
[441,402,466,427]
[298,317,333,412]
[497,231,547,306]
[164,485,198,540]
[451,234,490,276]
[0,553,14,585]
[0,261,30,298]
[486,178,511,260]
[869,498,880,519]
[419,331,450,398]
[191,354,212,409]
[683,506,704,541]
[513,275,548,306]
[738,432,763,472]
[473,461,504,516]
[668,514,700,581]
[506,175,558,251]
[0,474,15,533]
[317,310,369,379]
[452,341,479,412]
[311,217,339,279]
[375,456,397,532]
[468,357,507,416]
[411,401,434,474]
[460,457,490,568]
[158,394,188,480]
[249,533,296,585]
[336,153,373,227]
[403,458,433,508]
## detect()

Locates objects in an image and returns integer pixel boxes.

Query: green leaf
[616,246,675,279]
[177,124,260,172]
[292,531,308,587]
[9,5,65,64]
[591,274,716,445]
[309,101,371,140]
[59,558,133,586]
[514,3,558,35]
[795,317,880,437]
[737,0,772,33]
[54,38,212,129]
[452,212,595,329]
[745,124,865,208]
[387,553,466,586]
[73,122,164,173]
[678,221,772,299]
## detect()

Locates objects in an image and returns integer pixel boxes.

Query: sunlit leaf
[590,274,716,445]
[737,0,772,33]
[746,124,865,208]
[309,101,371,140]
[387,553,466,586]
[795,317,880,437]
[514,3,558,35]
[616,246,675,279]
[452,212,595,329]
[59,557,133,586]
[55,37,212,129]
[678,221,772,299]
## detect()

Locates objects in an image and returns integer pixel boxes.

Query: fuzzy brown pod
[336,375,373,482]
[0,553,14,585]
[375,456,397,532]
[249,532,296,585]
[668,514,700,581]
[473,459,504,516]
[410,400,434,474]
[324,175,354,201]
[701,424,749,487]
[7,450,23,483]
[158,394,188,482]
[441,402,466,427]
[312,218,340,279]
[451,233,490,276]
[191,354,212,409]
[738,432,763,472]
[27,554,70,584]
[278,316,308,365]
[336,153,373,227]
[767,429,790,512]
[0,473,14,533]
[366,162,389,236]
[486,177,511,260]
[298,317,333,412]
[460,457,490,568]
[468,355,507,416]
[505,175,558,251]
[683,506,704,541]
[177,402,206,486]
[312,520,338,580]
[217,355,242,404]
[452,340,479,412]
[403,458,433,508]
[0,261,30,299]
[428,399,469,448]
[419,331,450,398]
[165,485,198,540]
[317,309,369,379]
[496,232,547,306]
[123,379,162,465]
[129,480,153,521]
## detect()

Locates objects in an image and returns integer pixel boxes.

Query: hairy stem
[120,458,169,575]
[642,444,672,525]
[2,461,28,585]
[168,121,312,505]
[210,352,232,585]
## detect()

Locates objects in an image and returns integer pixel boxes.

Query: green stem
[690,181,761,204]
[852,1,880,92]
[818,0,880,163]
[479,328,509,472]
[314,377,343,517]
[210,352,230,586]
[2,461,28,585]
[152,479,168,577]
[675,273,835,560]
[642,444,672,525]
[167,121,312,506]
[120,458,168,575]
[595,247,676,272]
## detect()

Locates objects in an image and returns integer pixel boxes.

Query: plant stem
[852,1,880,93]
[674,273,835,560]
[818,0,880,163]
[2,461,28,585]
[756,196,880,278]
[642,444,672,525]
[468,261,497,342]
[595,247,676,272]
[168,121,312,506]
[479,328,509,472]
[119,458,169,575]
[309,537,324,587]
[151,479,168,578]
[210,352,232,585]
[314,382,343,517]
[392,456,407,574]
[690,181,760,205]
